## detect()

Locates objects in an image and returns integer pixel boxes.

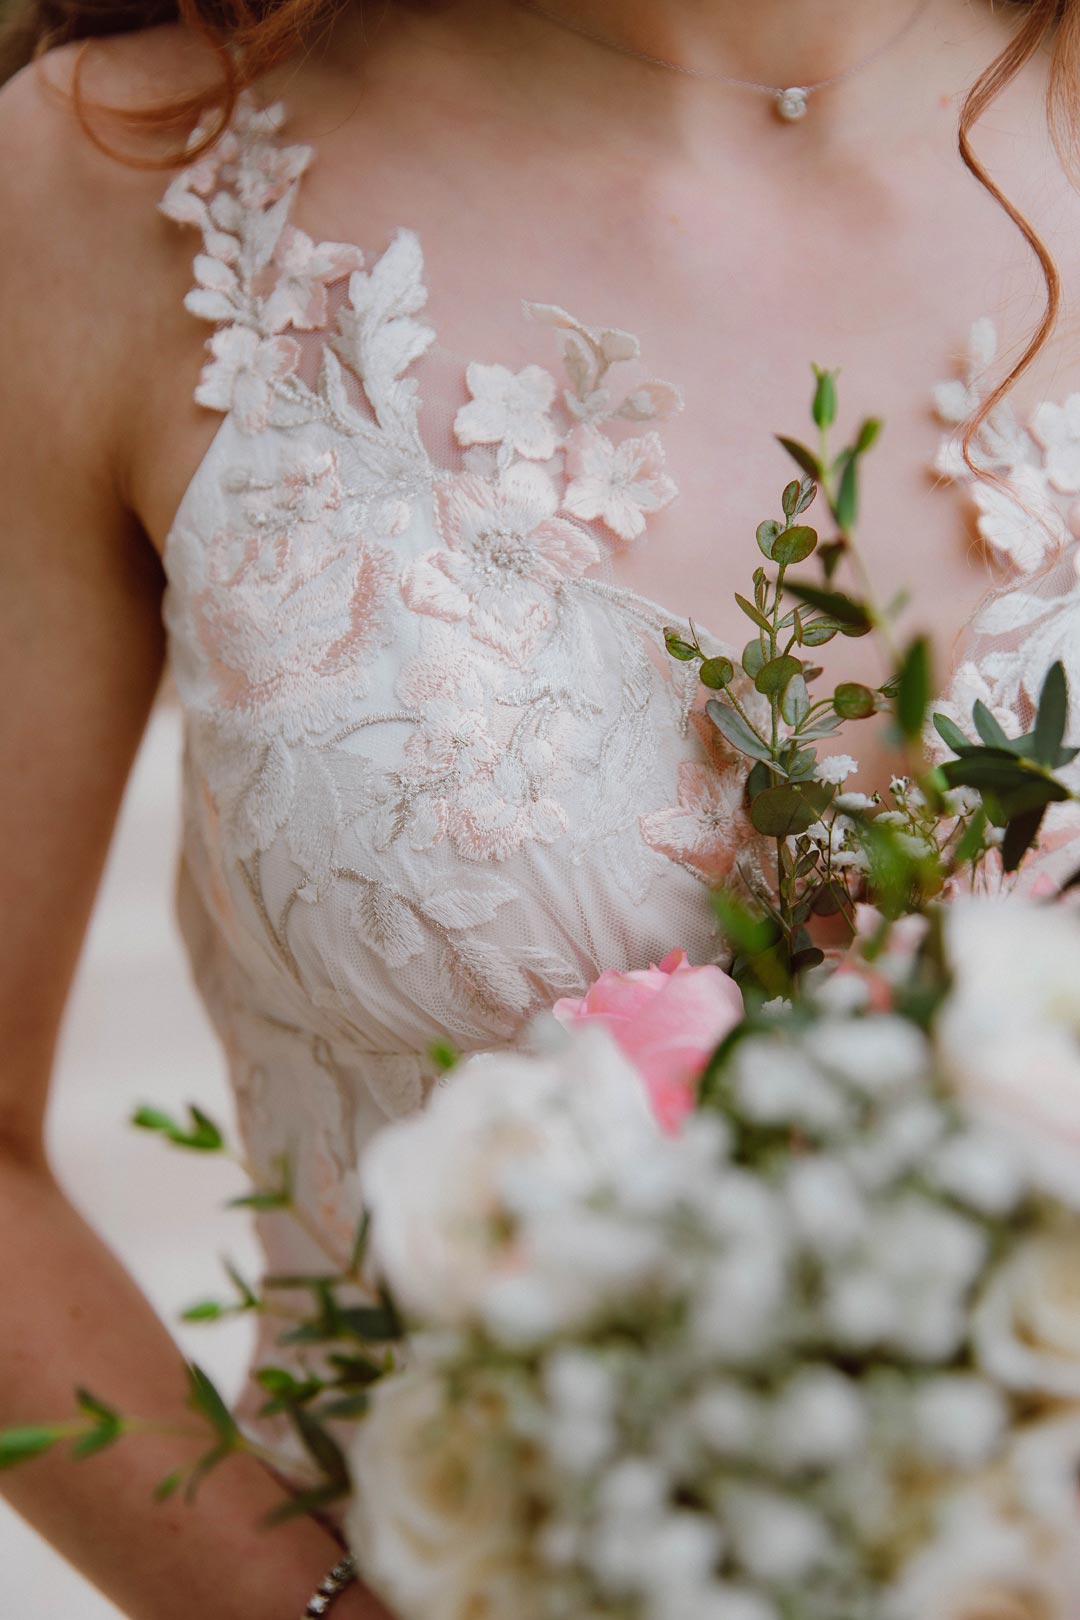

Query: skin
[0,0,1076,1610]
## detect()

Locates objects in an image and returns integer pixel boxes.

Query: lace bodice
[156,94,1080,1426]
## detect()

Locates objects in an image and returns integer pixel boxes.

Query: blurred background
[0,681,261,1616]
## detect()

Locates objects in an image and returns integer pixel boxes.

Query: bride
[1,0,1079,1614]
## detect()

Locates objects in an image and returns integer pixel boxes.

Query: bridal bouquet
[4,370,1080,1620]
[340,896,1080,1620]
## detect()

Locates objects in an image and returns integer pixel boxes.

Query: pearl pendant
[776,87,810,122]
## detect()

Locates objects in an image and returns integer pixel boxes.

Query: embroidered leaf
[233,739,297,859]
[443,936,533,1020]
[350,883,425,969]
[286,754,341,891]
[421,878,518,931]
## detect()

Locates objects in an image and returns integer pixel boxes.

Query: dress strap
[158,93,365,428]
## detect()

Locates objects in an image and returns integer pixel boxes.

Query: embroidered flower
[196,324,301,432]
[263,225,367,333]
[449,754,567,863]
[400,465,601,664]
[193,497,396,741]
[396,624,503,711]
[454,363,558,462]
[237,449,345,534]
[639,760,747,884]
[402,702,501,782]
[1032,395,1080,495]
[563,424,677,543]
[970,464,1067,573]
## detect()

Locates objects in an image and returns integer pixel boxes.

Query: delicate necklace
[512,0,935,122]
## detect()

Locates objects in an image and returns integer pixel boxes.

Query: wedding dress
[157,93,1080,1462]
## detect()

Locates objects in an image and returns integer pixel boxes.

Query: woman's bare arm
[0,53,386,1620]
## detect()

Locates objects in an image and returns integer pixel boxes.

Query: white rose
[973,1225,1080,1399]
[345,1362,533,1620]
[887,1485,1080,1620]
[360,1027,659,1328]
[938,901,1080,1205]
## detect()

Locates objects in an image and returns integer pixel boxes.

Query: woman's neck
[314,0,1023,163]
[514,0,926,90]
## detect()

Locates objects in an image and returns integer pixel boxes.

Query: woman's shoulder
[0,27,224,466]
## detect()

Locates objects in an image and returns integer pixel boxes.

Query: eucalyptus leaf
[772,525,818,566]
[794,477,818,516]
[736,592,773,633]
[742,638,766,679]
[706,699,773,762]
[836,451,859,531]
[755,655,803,696]
[776,435,822,480]
[756,520,780,559]
[801,621,840,647]
[699,656,734,690]
[855,417,883,455]
[895,636,932,742]
[782,480,802,520]
[783,581,872,633]
[750,785,819,838]
[782,674,810,728]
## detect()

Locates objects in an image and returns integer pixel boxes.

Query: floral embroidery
[931,320,1080,895]
[196,326,302,432]
[563,423,677,543]
[263,225,367,332]
[400,464,601,664]
[192,451,397,743]
[454,363,559,463]
[1030,395,1080,496]
[640,758,748,884]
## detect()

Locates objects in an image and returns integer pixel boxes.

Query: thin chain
[511,0,935,98]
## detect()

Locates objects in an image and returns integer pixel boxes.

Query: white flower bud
[912,1375,1007,1467]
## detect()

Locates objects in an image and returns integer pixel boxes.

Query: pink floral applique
[193,508,396,741]
[563,424,677,543]
[640,757,748,884]
[263,226,368,333]
[196,325,302,433]
[400,464,601,664]
[395,624,502,710]
[454,363,559,462]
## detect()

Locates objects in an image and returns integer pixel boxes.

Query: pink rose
[552,950,744,1132]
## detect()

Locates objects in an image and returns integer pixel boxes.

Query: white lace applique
[932,319,1080,893]
[160,87,744,1164]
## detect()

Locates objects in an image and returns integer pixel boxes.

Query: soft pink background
[0,688,261,1616]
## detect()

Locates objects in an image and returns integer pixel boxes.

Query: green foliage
[131,1103,225,1153]
[932,660,1077,873]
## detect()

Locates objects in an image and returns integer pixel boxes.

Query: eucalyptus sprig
[666,365,1079,997]
[0,1103,405,1521]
